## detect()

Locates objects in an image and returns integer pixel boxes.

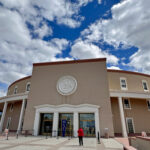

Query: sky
[0,0,150,96]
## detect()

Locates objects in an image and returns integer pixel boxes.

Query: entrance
[39,113,53,135]
[79,113,95,137]
[58,113,73,137]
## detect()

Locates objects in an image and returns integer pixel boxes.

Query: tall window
[147,100,150,110]
[120,78,127,90]
[142,80,149,91]
[123,99,131,109]
[126,118,135,133]
[14,86,18,94]
[26,82,30,92]
[6,117,11,129]
[10,104,14,112]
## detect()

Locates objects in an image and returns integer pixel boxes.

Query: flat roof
[108,69,150,78]
[33,58,106,66]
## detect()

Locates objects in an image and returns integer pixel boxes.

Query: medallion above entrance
[57,76,77,95]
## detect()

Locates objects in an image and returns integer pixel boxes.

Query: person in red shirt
[77,128,84,146]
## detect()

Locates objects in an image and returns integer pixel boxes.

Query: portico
[110,90,150,137]
[33,104,100,137]
[0,93,28,133]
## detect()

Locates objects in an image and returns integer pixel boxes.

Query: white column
[33,111,40,136]
[17,99,26,133]
[0,101,8,132]
[73,111,78,137]
[95,109,100,138]
[118,97,128,137]
[52,112,58,137]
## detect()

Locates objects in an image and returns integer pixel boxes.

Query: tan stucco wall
[108,71,150,93]
[23,61,114,136]
[7,78,31,96]
[3,101,22,131]
[111,97,150,134]
[111,97,122,134]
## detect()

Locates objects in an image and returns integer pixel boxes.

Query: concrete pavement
[0,136,124,150]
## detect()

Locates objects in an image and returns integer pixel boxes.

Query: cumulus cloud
[79,0,150,73]
[0,7,69,85]
[70,40,118,65]
[1,0,94,29]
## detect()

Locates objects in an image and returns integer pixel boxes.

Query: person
[77,128,84,146]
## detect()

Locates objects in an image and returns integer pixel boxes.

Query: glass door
[40,113,53,135]
[79,113,95,137]
[58,113,73,137]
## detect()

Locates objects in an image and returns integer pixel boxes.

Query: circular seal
[57,76,77,95]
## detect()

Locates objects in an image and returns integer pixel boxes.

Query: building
[0,58,150,137]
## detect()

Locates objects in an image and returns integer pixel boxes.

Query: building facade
[0,58,150,137]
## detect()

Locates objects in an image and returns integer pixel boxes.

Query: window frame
[26,82,31,92]
[123,98,131,109]
[126,117,135,134]
[142,80,149,92]
[14,86,18,94]
[120,77,128,90]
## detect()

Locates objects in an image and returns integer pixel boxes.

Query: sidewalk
[0,136,124,150]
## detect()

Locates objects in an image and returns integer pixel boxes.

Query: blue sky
[0,0,150,96]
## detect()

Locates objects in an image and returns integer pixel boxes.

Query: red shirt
[78,128,84,137]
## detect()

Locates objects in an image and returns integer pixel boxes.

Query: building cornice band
[110,91,150,99]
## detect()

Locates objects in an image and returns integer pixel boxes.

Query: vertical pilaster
[73,111,78,137]
[0,101,8,132]
[17,99,26,133]
[118,97,128,137]
[95,110,100,138]
[33,111,40,136]
[52,112,58,137]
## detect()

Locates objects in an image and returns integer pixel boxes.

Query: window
[142,80,149,91]
[147,100,150,110]
[126,118,135,134]
[26,82,30,92]
[120,78,127,90]
[6,117,11,129]
[10,104,14,112]
[14,86,18,94]
[123,99,131,109]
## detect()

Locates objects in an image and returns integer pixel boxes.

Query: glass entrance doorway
[58,113,73,137]
[39,113,53,135]
[79,113,95,137]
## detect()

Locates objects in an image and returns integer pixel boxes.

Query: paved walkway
[0,136,123,150]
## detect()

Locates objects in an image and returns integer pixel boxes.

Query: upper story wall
[108,70,150,93]
[7,76,31,96]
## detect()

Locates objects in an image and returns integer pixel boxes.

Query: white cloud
[0,7,69,85]
[34,23,53,39]
[79,0,150,73]
[1,0,94,29]
[70,40,118,65]
[0,87,6,97]
[107,66,121,70]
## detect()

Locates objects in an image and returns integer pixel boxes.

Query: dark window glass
[147,101,150,109]
[26,83,30,91]
[121,79,126,88]
[127,118,134,133]
[124,99,130,108]
[143,82,148,90]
